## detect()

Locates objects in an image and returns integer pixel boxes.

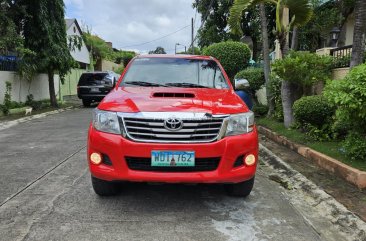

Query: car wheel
[91,176,118,196]
[82,99,92,107]
[225,177,255,197]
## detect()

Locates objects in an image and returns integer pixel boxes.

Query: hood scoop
[152,92,195,98]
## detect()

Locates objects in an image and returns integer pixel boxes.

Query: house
[61,19,91,98]
[65,19,90,69]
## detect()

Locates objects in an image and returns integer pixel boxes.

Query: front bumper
[87,125,259,184]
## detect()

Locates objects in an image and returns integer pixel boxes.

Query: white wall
[0,71,60,103]
[345,13,355,46]
[101,60,123,72]
[256,87,268,105]
[67,22,90,65]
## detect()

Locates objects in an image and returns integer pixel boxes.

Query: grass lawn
[0,102,76,122]
[257,117,366,172]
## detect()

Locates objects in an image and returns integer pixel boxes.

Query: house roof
[65,18,83,35]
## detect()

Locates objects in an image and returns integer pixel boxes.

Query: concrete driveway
[0,109,362,241]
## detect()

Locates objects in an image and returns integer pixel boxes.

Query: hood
[98,87,249,114]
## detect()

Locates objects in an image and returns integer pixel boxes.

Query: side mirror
[234,78,250,90]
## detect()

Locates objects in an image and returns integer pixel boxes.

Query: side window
[214,69,228,89]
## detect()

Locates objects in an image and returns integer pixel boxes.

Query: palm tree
[350,0,366,68]
[259,3,274,116]
[229,0,312,128]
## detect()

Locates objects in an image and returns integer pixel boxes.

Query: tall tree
[229,0,312,128]
[0,0,26,55]
[148,47,166,54]
[193,0,276,60]
[193,0,238,48]
[22,0,74,107]
[350,0,366,68]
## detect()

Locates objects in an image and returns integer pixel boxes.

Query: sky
[64,0,201,54]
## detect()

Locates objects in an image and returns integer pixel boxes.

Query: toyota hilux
[88,55,259,197]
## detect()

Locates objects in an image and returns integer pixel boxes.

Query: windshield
[78,73,109,85]
[120,58,229,89]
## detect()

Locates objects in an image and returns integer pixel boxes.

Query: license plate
[151,151,195,167]
[90,87,100,92]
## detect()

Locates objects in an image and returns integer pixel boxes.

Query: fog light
[90,152,102,165]
[244,154,256,166]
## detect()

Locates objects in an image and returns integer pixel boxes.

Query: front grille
[125,157,221,172]
[122,117,225,143]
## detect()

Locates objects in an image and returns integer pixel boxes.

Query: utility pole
[191,18,194,54]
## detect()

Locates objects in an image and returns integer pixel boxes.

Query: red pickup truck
[87,55,258,197]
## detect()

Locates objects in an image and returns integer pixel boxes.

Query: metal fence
[0,56,18,71]
[330,45,352,68]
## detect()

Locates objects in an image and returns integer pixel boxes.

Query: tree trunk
[281,81,295,127]
[291,26,298,50]
[280,31,296,128]
[252,36,258,62]
[280,7,294,128]
[350,0,366,68]
[48,69,58,108]
[259,3,275,116]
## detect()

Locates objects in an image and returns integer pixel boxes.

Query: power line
[120,25,190,48]
[165,45,187,53]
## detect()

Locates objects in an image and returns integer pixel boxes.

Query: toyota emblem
[164,117,183,131]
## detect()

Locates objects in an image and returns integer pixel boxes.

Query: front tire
[225,177,255,197]
[91,176,118,196]
[82,99,92,107]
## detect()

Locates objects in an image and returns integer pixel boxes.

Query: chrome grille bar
[119,112,227,143]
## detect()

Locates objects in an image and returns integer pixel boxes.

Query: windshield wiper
[165,82,210,88]
[123,81,167,87]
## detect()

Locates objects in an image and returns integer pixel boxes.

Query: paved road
[0,109,355,241]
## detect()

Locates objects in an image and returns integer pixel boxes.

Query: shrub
[9,101,25,109]
[235,68,265,96]
[269,73,283,121]
[293,95,335,127]
[2,81,12,115]
[252,104,269,117]
[303,123,333,141]
[324,63,366,134]
[25,94,34,106]
[0,105,5,115]
[272,51,332,86]
[332,55,351,69]
[331,120,350,139]
[203,41,251,80]
[25,95,50,110]
[115,66,125,75]
[343,132,366,161]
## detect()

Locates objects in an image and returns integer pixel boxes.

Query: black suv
[77,71,120,107]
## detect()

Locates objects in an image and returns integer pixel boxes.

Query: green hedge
[343,132,366,161]
[272,51,332,86]
[293,95,334,127]
[203,41,251,80]
[324,63,366,134]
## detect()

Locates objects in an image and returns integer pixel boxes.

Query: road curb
[0,107,77,131]
[258,125,366,189]
[259,144,366,240]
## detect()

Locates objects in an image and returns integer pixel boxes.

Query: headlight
[225,112,254,136]
[92,109,121,134]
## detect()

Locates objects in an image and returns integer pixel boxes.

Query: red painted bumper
[87,125,258,184]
